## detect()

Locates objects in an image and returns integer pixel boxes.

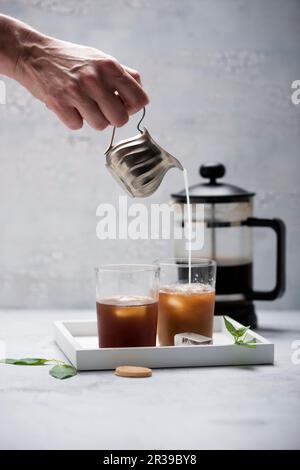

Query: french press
[171,162,286,328]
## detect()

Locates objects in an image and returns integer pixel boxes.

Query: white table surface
[0,309,299,450]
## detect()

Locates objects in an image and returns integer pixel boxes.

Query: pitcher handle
[243,217,286,300]
[105,107,146,154]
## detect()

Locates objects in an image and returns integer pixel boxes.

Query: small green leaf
[223,316,238,336]
[49,364,77,380]
[0,358,48,366]
[224,317,256,348]
[236,339,257,349]
[0,357,78,380]
[234,326,250,338]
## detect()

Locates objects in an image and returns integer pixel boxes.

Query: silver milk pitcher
[105,108,183,198]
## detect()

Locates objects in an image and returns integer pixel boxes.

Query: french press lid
[172,162,255,203]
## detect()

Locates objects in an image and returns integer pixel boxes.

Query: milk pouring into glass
[104,108,193,279]
[99,109,215,347]
[183,168,192,283]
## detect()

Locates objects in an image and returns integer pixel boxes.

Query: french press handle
[243,217,286,300]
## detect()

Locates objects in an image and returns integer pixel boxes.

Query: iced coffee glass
[96,264,160,348]
[157,258,216,346]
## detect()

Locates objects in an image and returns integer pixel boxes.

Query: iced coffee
[97,295,157,348]
[95,264,160,348]
[157,259,216,346]
[158,284,215,346]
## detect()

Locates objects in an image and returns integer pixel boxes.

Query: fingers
[113,69,149,115]
[90,58,149,123]
[74,95,109,131]
[46,58,149,131]
[47,102,83,130]
[81,71,129,127]
[95,89,129,127]
[122,65,142,85]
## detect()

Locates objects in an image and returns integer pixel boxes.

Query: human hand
[15,34,149,130]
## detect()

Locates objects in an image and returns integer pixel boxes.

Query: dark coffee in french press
[171,162,286,328]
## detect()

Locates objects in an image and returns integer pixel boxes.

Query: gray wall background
[0,0,299,310]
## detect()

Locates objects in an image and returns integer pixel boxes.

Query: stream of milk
[183,168,192,284]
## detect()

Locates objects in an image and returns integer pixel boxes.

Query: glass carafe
[171,162,286,327]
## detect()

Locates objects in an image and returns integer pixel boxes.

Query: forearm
[0,14,43,78]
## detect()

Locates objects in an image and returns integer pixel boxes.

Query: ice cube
[174,332,212,346]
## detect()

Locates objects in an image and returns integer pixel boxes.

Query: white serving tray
[53,317,274,371]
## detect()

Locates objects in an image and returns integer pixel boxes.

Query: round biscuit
[115,365,152,378]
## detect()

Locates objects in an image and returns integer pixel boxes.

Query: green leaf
[236,339,257,349]
[49,364,77,380]
[234,326,250,338]
[0,357,78,380]
[223,316,239,336]
[223,317,256,348]
[0,358,48,366]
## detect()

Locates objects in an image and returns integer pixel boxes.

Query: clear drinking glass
[95,264,160,348]
[157,258,217,346]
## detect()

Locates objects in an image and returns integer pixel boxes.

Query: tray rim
[53,316,274,370]
[54,316,272,351]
